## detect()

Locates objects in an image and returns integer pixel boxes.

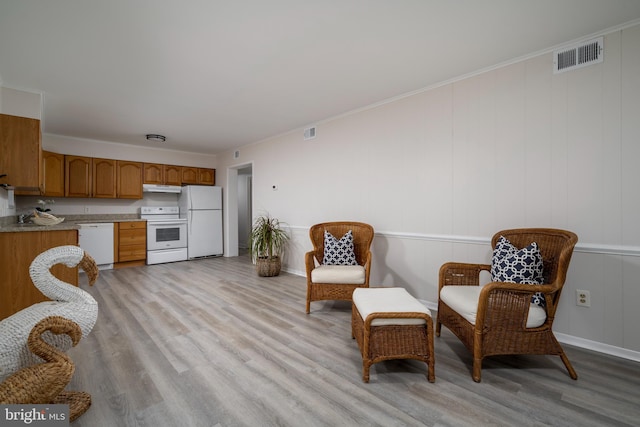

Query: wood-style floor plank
[67,254,640,426]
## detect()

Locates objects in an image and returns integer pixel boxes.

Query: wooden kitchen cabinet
[66,156,142,199]
[0,230,78,320]
[144,163,182,186]
[198,168,215,185]
[117,161,143,199]
[93,158,117,198]
[42,151,65,197]
[182,166,215,185]
[164,165,182,186]
[65,155,92,197]
[114,221,146,268]
[143,163,163,184]
[0,113,42,195]
[181,166,198,184]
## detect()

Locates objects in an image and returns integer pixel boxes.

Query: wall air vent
[553,37,603,74]
[303,126,316,140]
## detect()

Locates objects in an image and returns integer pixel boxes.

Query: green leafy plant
[249,214,289,262]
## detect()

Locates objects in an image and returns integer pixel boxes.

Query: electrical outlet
[576,289,591,307]
[84,206,90,214]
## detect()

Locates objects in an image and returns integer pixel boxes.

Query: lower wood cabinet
[0,230,78,320]
[114,221,146,268]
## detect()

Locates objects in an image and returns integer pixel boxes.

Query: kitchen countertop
[0,214,145,233]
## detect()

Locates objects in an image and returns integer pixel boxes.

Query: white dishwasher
[78,223,115,270]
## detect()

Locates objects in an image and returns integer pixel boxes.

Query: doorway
[237,167,252,250]
[225,163,253,257]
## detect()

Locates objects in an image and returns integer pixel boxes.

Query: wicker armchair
[305,222,374,313]
[436,228,578,382]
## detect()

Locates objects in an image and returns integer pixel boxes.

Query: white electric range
[141,206,188,265]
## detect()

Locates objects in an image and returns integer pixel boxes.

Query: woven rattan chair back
[305,221,374,313]
[493,228,578,306]
[309,222,374,266]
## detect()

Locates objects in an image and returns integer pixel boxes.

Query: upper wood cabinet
[143,163,163,184]
[198,168,215,185]
[117,161,143,199]
[93,158,117,198]
[66,156,143,199]
[53,152,209,196]
[182,166,215,185]
[164,165,182,186]
[181,166,198,184]
[0,113,42,195]
[65,155,92,197]
[144,163,183,186]
[42,151,65,197]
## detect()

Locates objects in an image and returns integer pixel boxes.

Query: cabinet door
[0,114,42,195]
[164,165,182,186]
[93,158,117,198]
[118,221,146,262]
[0,230,78,320]
[42,151,65,197]
[143,163,163,184]
[198,168,215,185]
[65,155,92,197]
[181,166,198,184]
[117,161,143,199]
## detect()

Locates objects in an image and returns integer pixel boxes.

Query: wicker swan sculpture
[0,245,99,382]
[0,316,92,421]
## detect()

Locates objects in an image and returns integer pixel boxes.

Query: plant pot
[256,256,281,277]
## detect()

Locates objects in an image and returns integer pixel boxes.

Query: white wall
[0,86,41,119]
[215,25,640,358]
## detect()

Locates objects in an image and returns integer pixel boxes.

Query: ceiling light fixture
[146,134,166,142]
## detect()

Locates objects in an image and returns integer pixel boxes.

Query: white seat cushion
[311,265,365,284]
[439,285,546,328]
[353,287,431,326]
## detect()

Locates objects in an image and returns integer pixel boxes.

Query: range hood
[142,184,183,194]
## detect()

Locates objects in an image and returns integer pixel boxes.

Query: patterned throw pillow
[323,230,358,266]
[490,236,546,307]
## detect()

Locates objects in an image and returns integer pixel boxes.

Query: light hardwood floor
[68,253,640,426]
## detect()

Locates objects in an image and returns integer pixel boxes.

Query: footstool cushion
[352,287,435,383]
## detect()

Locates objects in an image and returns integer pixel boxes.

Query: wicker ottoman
[352,287,435,383]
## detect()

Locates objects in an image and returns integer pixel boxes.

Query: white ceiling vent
[304,126,316,140]
[553,37,603,74]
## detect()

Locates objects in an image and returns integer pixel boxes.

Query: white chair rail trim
[290,225,640,257]
[379,230,640,257]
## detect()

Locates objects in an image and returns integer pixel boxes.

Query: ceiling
[2,1,640,155]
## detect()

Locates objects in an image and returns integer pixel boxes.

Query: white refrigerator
[178,185,223,258]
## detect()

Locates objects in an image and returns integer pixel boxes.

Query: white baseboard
[285,267,640,363]
[553,332,640,362]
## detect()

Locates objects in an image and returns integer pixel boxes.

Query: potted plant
[249,214,289,277]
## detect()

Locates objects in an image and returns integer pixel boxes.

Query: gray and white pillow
[491,236,546,307]
[323,230,358,266]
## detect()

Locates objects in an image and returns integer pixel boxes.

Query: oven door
[147,221,187,251]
